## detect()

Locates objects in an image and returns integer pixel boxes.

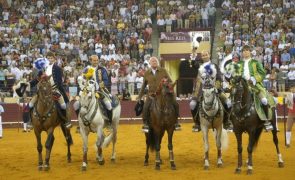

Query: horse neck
[156,93,173,108]
[36,93,53,113]
[241,80,252,105]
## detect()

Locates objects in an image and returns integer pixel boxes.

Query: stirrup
[192,124,201,132]
[264,122,273,132]
[142,125,149,133]
[175,124,182,131]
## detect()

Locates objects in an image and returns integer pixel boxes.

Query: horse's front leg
[144,133,150,166]
[215,126,223,168]
[60,124,73,163]
[168,128,176,170]
[96,124,105,165]
[234,131,243,174]
[80,125,89,171]
[201,125,210,170]
[44,128,55,171]
[247,131,257,175]
[271,114,284,168]
[34,129,43,171]
[155,132,161,170]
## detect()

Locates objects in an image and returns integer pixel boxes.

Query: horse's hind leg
[44,130,55,171]
[168,129,176,170]
[34,130,43,171]
[61,124,73,163]
[271,114,284,168]
[234,132,243,174]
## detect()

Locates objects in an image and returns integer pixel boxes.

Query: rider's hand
[249,76,256,86]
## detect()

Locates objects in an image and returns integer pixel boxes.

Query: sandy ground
[0,123,294,180]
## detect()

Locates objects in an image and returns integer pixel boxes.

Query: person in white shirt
[126,69,136,95]
[135,73,143,95]
[0,99,4,139]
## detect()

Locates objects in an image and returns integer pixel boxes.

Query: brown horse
[31,75,73,171]
[230,76,284,175]
[144,78,177,170]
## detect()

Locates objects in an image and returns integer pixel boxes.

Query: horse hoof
[247,169,253,175]
[67,158,72,163]
[235,168,241,174]
[217,164,223,168]
[278,162,284,168]
[171,164,176,170]
[204,166,209,170]
[43,165,50,171]
[144,161,148,166]
[111,158,116,163]
[155,165,160,170]
[81,166,87,171]
[38,165,43,171]
[98,160,105,165]
[160,159,163,165]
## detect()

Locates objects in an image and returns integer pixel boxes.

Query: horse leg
[202,126,210,170]
[144,133,150,166]
[271,116,284,168]
[168,128,176,170]
[44,128,55,171]
[60,124,73,163]
[234,131,243,174]
[96,125,105,165]
[155,132,161,170]
[246,131,255,175]
[80,125,89,171]
[34,130,43,171]
[215,126,223,168]
[111,127,117,163]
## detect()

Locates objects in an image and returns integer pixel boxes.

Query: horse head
[157,77,175,97]
[37,75,53,103]
[79,80,96,115]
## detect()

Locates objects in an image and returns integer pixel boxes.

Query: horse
[31,75,73,171]
[198,75,228,170]
[144,78,177,170]
[78,80,121,171]
[230,76,284,174]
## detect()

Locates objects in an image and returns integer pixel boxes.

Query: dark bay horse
[144,78,177,170]
[31,75,73,171]
[230,76,284,175]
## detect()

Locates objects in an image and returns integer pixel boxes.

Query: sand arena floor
[0,123,294,180]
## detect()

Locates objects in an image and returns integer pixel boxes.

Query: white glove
[224,72,231,79]
[222,81,229,89]
[250,76,256,85]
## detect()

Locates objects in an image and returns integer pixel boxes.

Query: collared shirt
[45,63,55,85]
[151,68,157,75]
[243,58,251,80]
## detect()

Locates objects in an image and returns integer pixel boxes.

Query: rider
[226,45,274,131]
[15,52,72,129]
[137,56,181,133]
[190,50,233,132]
[75,55,113,121]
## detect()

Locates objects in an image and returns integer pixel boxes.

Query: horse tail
[148,128,156,152]
[253,127,263,149]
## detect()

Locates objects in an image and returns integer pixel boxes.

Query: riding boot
[61,109,72,129]
[223,106,233,131]
[262,105,273,132]
[107,110,113,124]
[191,103,201,132]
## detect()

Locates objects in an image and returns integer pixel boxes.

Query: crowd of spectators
[217,0,295,92]
[0,0,217,99]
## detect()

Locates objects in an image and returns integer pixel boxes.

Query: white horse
[199,75,228,170]
[78,80,121,171]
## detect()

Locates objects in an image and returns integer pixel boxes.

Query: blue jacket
[95,66,109,88]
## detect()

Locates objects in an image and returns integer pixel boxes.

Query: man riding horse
[75,55,113,121]
[137,56,181,133]
[190,50,233,132]
[15,52,72,129]
[224,45,274,131]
